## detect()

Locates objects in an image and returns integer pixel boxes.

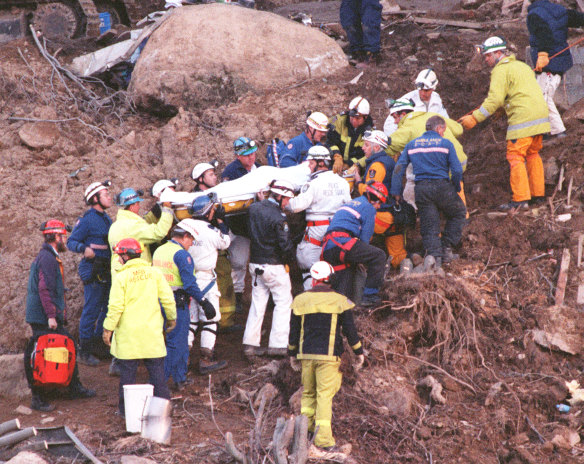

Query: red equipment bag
[30,333,76,387]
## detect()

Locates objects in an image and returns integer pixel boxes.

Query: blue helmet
[115,188,144,207]
[189,193,216,218]
[233,136,258,156]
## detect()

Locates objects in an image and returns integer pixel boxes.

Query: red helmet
[40,219,68,235]
[365,181,388,203]
[113,238,143,257]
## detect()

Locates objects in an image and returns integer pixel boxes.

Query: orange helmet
[113,238,143,258]
[40,219,68,235]
[365,181,388,203]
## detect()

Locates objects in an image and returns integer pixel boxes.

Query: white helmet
[270,179,295,198]
[348,96,370,117]
[389,98,415,115]
[191,162,215,181]
[415,69,438,90]
[152,178,178,198]
[306,112,329,132]
[310,261,334,282]
[175,218,199,238]
[363,129,389,149]
[479,36,507,54]
[306,145,331,162]
[84,180,111,205]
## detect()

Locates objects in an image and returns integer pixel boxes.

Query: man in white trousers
[243,180,296,358]
[286,146,351,289]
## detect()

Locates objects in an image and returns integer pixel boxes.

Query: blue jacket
[391,130,463,196]
[221,159,260,181]
[26,243,66,326]
[324,196,376,250]
[363,150,395,194]
[528,0,584,74]
[67,208,112,283]
[279,132,318,168]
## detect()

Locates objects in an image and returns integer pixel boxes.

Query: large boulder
[130,4,348,115]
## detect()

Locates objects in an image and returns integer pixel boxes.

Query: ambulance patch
[368,169,376,178]
[287,143,294,149]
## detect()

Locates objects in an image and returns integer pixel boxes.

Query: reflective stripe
[507,117,550,133]
[338,206,361,219]
[89,243,109,250]
[301,407,315,415]
[408,147,449,155]
[479,106,491,118]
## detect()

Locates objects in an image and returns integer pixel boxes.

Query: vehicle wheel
[31,2,80,40]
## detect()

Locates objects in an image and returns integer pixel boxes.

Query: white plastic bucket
[123,384,154,433]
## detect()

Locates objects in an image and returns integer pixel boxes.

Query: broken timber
[410,17,487,30]
[555,248,570,306]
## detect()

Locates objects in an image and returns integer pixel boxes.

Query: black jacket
[248,198,295,265]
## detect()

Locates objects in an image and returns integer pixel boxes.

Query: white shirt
[187,220,231,272]
[383,89,449,136]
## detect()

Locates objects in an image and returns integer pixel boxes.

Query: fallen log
[0,419,20,437]
[410,16,486,30]
[0,427,36,447]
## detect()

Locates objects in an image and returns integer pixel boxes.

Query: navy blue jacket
[221,159,260,181]
[528,0,584,74]
[391,130,463,195]
[279,132,318,168]
[26,243,66,326]
[363,150,395,194]
[324,195,376,250]
[67,208,112,283]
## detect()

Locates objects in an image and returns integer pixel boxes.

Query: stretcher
[160,163,355,218]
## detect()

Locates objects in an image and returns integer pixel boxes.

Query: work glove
[285,264,290,273]
[200,299,216,320]
[102,329,113,346]
[332,153,344,175]
[353,354,365,372]
[459,115,477,130]
[214,204,226,221]
[290,356,301,372]
[166,319,177,333]
[535,51,549,72]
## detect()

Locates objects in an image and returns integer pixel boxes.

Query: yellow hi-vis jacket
[472,54,550,140]
[152,241,184,290]
[387,111,468,172]
[104,258,176,360]
[108,207,174,275]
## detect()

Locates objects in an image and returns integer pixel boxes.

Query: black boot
[235,293,244,314]
[68,381,96,399]
[199,348,227,375]
[78,339,100,366]
[31,392,55,412]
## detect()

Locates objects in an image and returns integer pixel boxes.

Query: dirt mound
[130,4,348,115]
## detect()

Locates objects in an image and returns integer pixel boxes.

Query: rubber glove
[459,115,478,130]
[332,153,344,175]
[166,319,177,333]
[200,299,216,320]
[290,356,301,372]
[535,52,549,72]
[353,354,365,372]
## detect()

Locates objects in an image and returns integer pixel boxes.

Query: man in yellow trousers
[288,261,364,451]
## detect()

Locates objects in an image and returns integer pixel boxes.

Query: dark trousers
[322,239,385,300]
[340,0,382,53]
[24,324,83,398]
[118,357,170,414]
[164,303,190,384]
[415,179,467,258]
[79,281,110,343]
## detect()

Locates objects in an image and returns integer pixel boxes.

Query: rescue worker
[221,137,260,314]
[25,220,96,412]
[67,180,113,366]
[192,161,238,332]
[384,69,449,135]
[288,261,364,450]
[460,36,550,211]
[286,146,352,289]
[145,178,179,225]
[183,197,231,374]
[152,222,217,389]
[391,116,466,265]
[279,112,329,168]
[386,98,468,211]
[322,181,387,307]
[328,96,373,174]
[103,238,176,416]
[340,0,382,68]
[527,0,584,138]
[243,180,296,358]
[108,187,174,376]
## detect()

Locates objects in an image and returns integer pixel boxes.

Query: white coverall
[536,72,565,135]
[384,89,450,209]
[187,220,231,350]
[228,233,250,294]
[243,263,293,349]
[287,170,352,289]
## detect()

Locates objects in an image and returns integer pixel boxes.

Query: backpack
[266,138,287,167]
[30,333,76,388]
